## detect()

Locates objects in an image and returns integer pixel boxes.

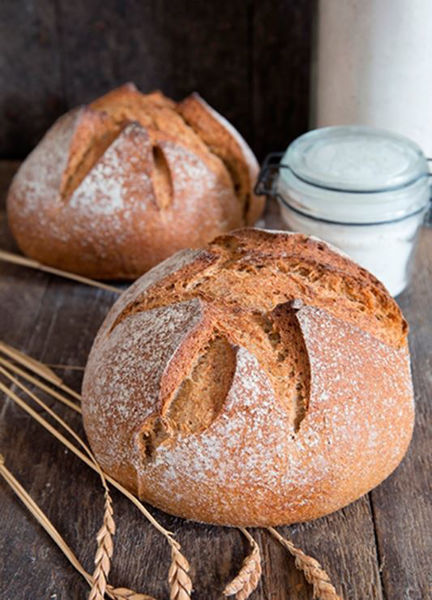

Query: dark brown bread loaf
[7,83,262,279]
[81,229,414,527]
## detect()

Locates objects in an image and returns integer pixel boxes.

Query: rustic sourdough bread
[7,83,262,279]
[81,229,414,527]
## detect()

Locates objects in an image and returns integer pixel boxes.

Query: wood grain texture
[0,1,66,158]
[0,0,313,160]
[0,163,431,600]
[371,238,432,600]
[252,0,314,158]
[55,0,251,141]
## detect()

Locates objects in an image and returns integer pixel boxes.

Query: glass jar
[274,126,431,296]
[311,0,432,157]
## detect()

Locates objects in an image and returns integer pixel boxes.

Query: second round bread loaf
[7,84,263,279]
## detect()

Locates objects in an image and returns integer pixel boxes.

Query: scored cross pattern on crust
[81,229,413,527]
[7,84,264,280]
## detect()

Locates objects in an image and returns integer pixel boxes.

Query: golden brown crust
[8,120,243,279]
[81,229,413,527]
[7,84,261,279]
[110,228,407,348]
[178,93,264,224]
[61,107,121,200]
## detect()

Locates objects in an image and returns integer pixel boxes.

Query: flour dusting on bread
[8,84,262,279]
[82,229,413,527]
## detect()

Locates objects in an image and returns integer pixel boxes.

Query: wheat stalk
[0,362,174,537]
[0,374,192,595]
[0,365,115,600]
[46,363,86,371]
[0,356,81,413]
[0,340,82,401]
[0,340,62,385]
[223,528,262,600]
[0,249,122,294]
[109,587,156,600]
[0,365,89,462]
[0,344,192,553]
[268,527,342,600]
[168,540,192,600]
[0,454,155,600]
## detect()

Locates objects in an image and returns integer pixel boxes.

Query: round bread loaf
[82,228,414,526]
[7,83,263,279]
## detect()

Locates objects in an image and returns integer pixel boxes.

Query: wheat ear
[0,340,82,402]
[0,249,122,294]
[0,454,155,600]
[0,365,115,600]
[168,539,192,600]
[0,376,192,594]
[89,487,116,600]
[268,527,342,600]
[109,587,156,600]
[223,528,262,600]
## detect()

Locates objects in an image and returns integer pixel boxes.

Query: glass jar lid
[277,126,431,224]
[282,126,428,192]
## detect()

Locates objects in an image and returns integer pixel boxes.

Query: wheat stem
[0,347,193,595]
[0,365,115,600]
[0,356,81,412]
[0,366,87,462]
[0,454,155,600]
[0,379,175,540]
[0,249,122,294]
[223,528,262,600]
[268,527,342,600]
[0,349,178,542]
[108,588,156,600]
[0,341,82,401]
[0,453,91,582]
[46,363,86,371]
[0,340,62,385]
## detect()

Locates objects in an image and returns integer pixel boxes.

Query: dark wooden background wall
[0,0,314,161]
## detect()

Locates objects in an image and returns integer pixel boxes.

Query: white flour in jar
[278,204,422,296]
[276,126,430,296]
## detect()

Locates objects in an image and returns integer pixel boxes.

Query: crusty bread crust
[7,84,262,279]
[82,229,413,526]
[178,93,264,225]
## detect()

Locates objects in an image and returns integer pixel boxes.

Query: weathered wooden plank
[371,228,432,600]
[0,1,314,161]
[252,0,314,159]
[55,0,253,149]
[0,1,65,158]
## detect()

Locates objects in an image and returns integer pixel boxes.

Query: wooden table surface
[0,160,431,600]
